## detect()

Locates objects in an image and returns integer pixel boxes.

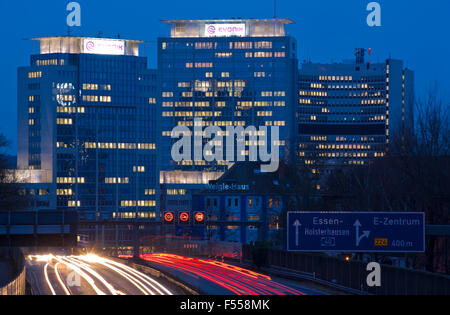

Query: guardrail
[0,248,26,295]
[242,245,450,295]
[0,266,26,295]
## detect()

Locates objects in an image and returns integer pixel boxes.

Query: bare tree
[0,133,33,211]
[322,87,450,274]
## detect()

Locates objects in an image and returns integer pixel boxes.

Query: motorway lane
[140,254,326,295]
[26,254,174,295]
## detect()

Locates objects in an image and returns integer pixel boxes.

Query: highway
[26,254,174,295]
[140,253,326,295]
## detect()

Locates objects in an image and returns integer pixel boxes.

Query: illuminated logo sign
[194,212,205,223]
[205,23,246,37]
[164,212,175,223]
[179,212,190,223]
[83,39,125,55]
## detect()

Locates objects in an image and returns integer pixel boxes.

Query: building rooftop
[28,35,144,43]
[27,36,143,56]
[161,18,294,24]
[200,162,300,195]
[162,18,294,38]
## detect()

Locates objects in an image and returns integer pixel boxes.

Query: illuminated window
[39,189,49,196]
[57,118,73,125]
[57,189,73,196]
[105,177,129,184]
[28,72,42,79]
[133,166,145,173]
[99,96,111,103]
[82,95,98,102]
[68,201,81,207]
[167,189,187,195]
[82,84,98,90]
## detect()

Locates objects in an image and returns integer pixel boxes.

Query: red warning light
[179,212,190,223]
[194,212,205,223]
[164,212,174,223]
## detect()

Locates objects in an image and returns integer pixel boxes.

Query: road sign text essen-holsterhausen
[287,212,425,252]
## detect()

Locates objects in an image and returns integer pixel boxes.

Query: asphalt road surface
[26,254,175,295]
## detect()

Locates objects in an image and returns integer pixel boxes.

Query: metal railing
[0,265,26,295]
[0,248,26,295]
[242,245,450,295]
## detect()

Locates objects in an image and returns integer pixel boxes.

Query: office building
[297,49,414,167]
[158,19,299,177]
[17,36,159,245]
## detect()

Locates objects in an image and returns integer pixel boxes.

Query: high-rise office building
[158,19,299,179]
[297,49,414,166]
[17,36,159,245]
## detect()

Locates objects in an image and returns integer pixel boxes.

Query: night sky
[0,0,449,154]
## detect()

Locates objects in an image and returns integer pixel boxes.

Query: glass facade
[297,58,414,166]
[158,20,298,174]
[17,38,159,244]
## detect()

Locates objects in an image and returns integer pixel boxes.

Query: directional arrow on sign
[293,220,302,247]
[353,220,370,247]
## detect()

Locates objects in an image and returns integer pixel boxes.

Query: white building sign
[83,39,125,55]
[205,24,246,37]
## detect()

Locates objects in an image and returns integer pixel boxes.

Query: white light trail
[29,253,172,296]
[44,263,56,296]
[54,263,71,295]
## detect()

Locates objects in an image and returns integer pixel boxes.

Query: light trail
[54,263,71,295]
[56,256,107,295]
[44,263,56,296]
[28,254,172,295]
[78,254,173,295]
[75,256,152,295]
[99,256,173,295]
[141,253,306,295]
[61,256,117,295]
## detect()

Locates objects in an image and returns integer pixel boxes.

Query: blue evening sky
[0,0,449,154]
